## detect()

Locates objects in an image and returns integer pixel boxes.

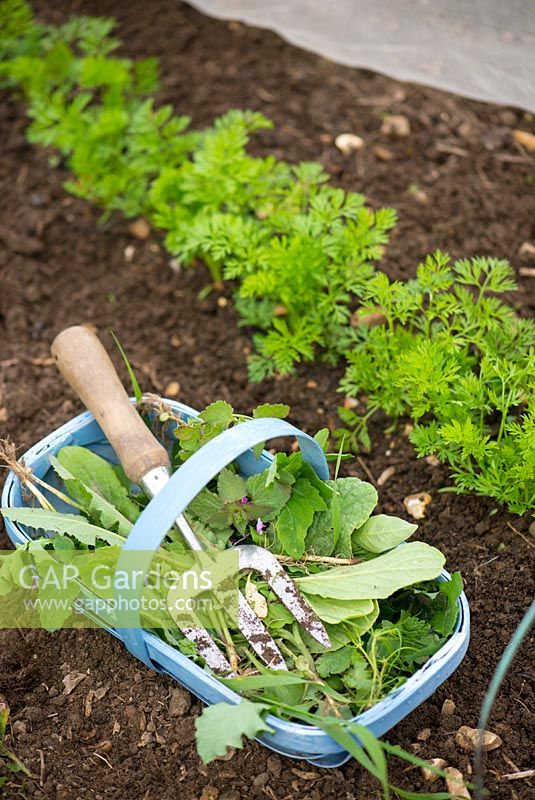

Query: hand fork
[51,326,330,674]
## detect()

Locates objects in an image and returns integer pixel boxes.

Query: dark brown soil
[1,1,534,798]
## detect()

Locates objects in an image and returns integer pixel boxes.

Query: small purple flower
[240,496,249,505]
[256,518,266,533]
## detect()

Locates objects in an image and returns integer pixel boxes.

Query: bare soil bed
[0,1,534,798]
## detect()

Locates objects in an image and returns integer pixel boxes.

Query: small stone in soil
[373,145,394,161]
[518,241,535,259]
[377,466,396,486]
[169,687,191,717]
[267,755,282,777]
[381,114,411,138]
[343,397,358,409]
[455,726,502,753]
[444,767,471,798]
[62,672,86,695]
[124,245,135,262]
[95,740,112,752]
[441,698,456,716]
[128,217,151,240]
[200,787,219,800]
[513,129,535,152]
[334,133,364,154]
[253,772,270,788]
[420,758,447,782]
[403,492,432,519]
[164,381,181,397]
[417,728,432,741]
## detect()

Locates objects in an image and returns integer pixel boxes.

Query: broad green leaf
[306,595,374,624]
[331,482,342,550]
[300,461,333,502]
[296,542,445,599]
[305,510,334,556]
[0,508,123,547]
[200,400,234,428]
[348,601,380,635]
[217,468,247,504]
[276,477,326,558]
[195,700,272,763]
[326,477,377,550]
[50,456,133,536]
[56,447,139,522]
[353,514,417,553]
[252,403,290,419]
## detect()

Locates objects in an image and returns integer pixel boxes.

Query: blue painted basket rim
[1,400,470,757]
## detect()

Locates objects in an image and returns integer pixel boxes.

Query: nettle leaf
[0,547,30,596]
[252,403,290,419]
[352,514,417,553]
[187,488,231,531]
[217,468,247,504]
[188,517,233,550]
[195,700,272,764]
[200,400,234,428]
[0,508,124,546]
[305,596,374,624]
[296,542,445,599]
[56,446,139,522]
[245,472,291,520]
[276,477,326,558]
[343,656,373,691]
[316,646,353,677]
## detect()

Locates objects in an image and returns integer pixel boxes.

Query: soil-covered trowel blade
[238,593,287,670]
[235,545,331,649]
[181,626,233,674]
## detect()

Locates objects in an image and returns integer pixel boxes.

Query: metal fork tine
[235,545,331,649]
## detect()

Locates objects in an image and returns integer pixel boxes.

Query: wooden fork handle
[51,325,169,484]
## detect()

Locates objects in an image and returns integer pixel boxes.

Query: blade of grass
[110,331,142,401]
